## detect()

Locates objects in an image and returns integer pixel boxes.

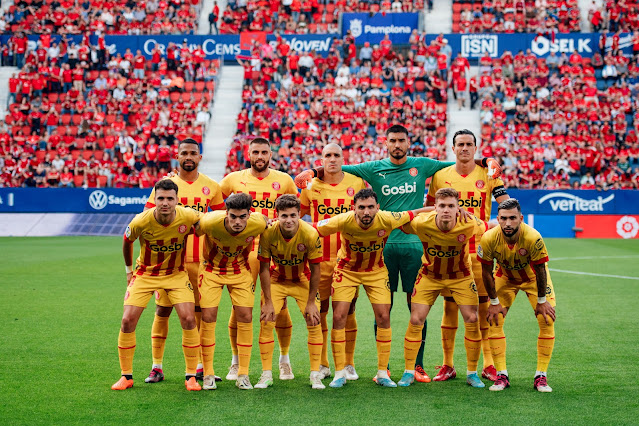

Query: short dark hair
[354,188,378,204]
[435,187,459,201]
[275,194,300,212]
[497,198,521,213]
[225,193,252,211]
[249,137,270,147]
[452,129,477,146]
[385,124,409,136]
[154,178,178,194]
[178,138,200,149]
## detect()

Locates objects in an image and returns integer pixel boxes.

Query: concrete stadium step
[0,66,19,120]
[424,0,452,34]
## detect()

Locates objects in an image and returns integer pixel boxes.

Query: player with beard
[296,125,501,382]
[143,138,225,384]
[220,138,298,382]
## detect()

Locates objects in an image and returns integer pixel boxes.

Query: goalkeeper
[295,125,501,382]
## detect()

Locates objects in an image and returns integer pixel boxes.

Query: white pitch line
[548,268,639,281]
[551,255,639,261]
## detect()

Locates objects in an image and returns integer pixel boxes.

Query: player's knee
[375,311,390,328]
[120,315,138,333]
[179,314,197,330]
[201,308,217,323]
[332,311,348,329]
[463,311,478,323]
[235,310,252,323]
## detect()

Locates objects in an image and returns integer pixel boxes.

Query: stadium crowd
[0,35,218,188]
[589,0,639,32]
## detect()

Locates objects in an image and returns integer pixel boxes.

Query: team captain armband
[492,186,508,198]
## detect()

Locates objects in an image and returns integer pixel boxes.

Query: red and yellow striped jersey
[477,222,550,284]
[300,173,366,262]
[199,211,268,275]
[124,206,201,277]
[426,165,506,253]
[316,210,414,273]
[220,168,297,219]
[257,220,323,282]
[145,174,225,263]
[402,211,486,280]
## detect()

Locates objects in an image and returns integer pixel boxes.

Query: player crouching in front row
[255,195,325,389]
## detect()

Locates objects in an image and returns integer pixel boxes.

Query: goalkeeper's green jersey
[343,157,454,244]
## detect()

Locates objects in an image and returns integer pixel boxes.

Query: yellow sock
[275,307,293,356]
[236,321,253,376]
[376,327,392,371]
[488,314,507,372]
[182,327,200,375]
[228,309,238,356]
[195,310,203,366]
[118,330,136,375]
[404,323,424,370]
[464,321,481,372]
[151,315,169,365]
[441,299,459,367]
[536,315,555,372]
[320,311,330,367]
[307,324,323,372]
[478,302,493,367]
[345,312,357,366]
[331,328,346,372]
[259,321,275,371]
[200,321,216,376]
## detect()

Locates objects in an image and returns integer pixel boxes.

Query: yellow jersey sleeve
[379,210,415,230]
[145,188,156,209]
[124,212,145,242]
[257,224,275,262]
[283,174,298,195]
[207,179,225,210]
[528,229,549,265]
[316,212,347,237]
[477,230,495,265]
[219,172,236,198]
[300,188,310,210]
[305,226,323,263]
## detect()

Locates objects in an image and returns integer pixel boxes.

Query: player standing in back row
[220,138,298,382]
[296,125,502,382]
[426,130,509,383]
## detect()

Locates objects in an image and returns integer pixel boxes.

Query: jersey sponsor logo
[272,182,281,190]
[318,219,330,226]
[381,182,416,196]
[459,197,483,208]
[457,234,466,243]
[125,226,131,238]
[218,247,245,258]
[348,242,385,252]
[476,180,485,189]
[182,203,208,212]
[297,243,306,251]
[245,236,255,243]
[501,261,529,271]
[409,167,418,177]
[347,187,355,196]
[253,199,274,209]
[273,256,304,266]
[317,204,350,215]
[377,229,386,237]
[519,248,528,256]
[426,247,460,258]
[150,241,184,252]
[178,225,187,234]
[202,186,210,195]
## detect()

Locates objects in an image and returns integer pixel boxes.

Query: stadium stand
[451,0,581,34]
[0,37,218,188]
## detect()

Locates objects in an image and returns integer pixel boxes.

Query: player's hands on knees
[458,207,471,222]
[126,272,133,286]
[294,169,314,189]
[535,302,556,325]
[305,302,321,326]
[261,300,275,322]
[487,303,507,326]
[486,158,502,180]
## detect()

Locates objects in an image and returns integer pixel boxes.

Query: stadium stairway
[197,0,226,34]
[446,66,481,160]
[198,65,244,181]
[0,66,18,120]
[579,0,598,31]
[424,0,452,33]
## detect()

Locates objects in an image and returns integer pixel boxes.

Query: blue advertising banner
[0,34,335,60]
[342,13,419,45]
[0,188,150,213]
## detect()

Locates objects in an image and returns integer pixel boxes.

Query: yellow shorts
[332,268,390,305]
[496,275,557,309]
[440,258,487,298]
[411,272,478,306]
[156,262,200,307]
[319,260,336,301]
[199,267,255,309]
[124,271,194,308]
[271,278,321,315]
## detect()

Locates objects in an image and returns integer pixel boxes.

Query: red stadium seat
[98,175,108,187]
[184,81,195,92]
[73,175,85,187]
[82,150,93,160]
[94,150,104,161]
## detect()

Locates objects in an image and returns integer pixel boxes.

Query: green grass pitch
[1,237,638,424]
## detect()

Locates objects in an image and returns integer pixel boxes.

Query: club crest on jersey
[178,224,188,234]
[377,229,386,237]
[457,234,466,243]
[519,248,528,256]
[347,187,355,196]
[202,186,210,195]
[246,236,255,243]
[476,180,485,189]
[272,182,281,190]
[409,167,418,177]
[297,243,307,251]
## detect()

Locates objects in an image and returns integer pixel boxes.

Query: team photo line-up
[113,125,556,393]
